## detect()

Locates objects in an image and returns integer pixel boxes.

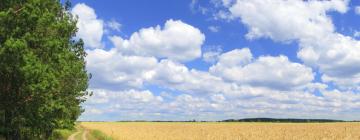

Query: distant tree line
[221,118,344,123]
[111,118,351,123]
[0,0,89,139]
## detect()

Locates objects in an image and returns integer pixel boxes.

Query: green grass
[88,130,113,140]
[47,123,113,140]
[49,128,75,140]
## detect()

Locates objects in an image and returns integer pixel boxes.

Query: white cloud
[227,0,347,41]
[72,3,104,49]
[213,10,235,21]
[355,6,360,15]
[82,84,360,121]
[82,89,165,120]
[87,89,163,106]
[88,108,103,115]
[86,48,158,89]
[208,26,220,32]
[106,19,122,32]
[202,46,222,63]
[211,48,253,67]
[210,94,226,102]
[298,33,360,90]
[322,74,360,90]
[217,0,360,89]
[77,2,360,121]
[110,19,205,62]
[210,48,314,90]
[150,59,229,94]
[203,51,221,63]
[86,46,227,95]
[190,0,208,14]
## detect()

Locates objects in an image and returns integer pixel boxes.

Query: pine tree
[0,0,89,139]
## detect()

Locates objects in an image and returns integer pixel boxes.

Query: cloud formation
[218,0,360,90]
[86,49,158,90]
[210,48,314,90]
[71,3,104,48]
[72,2,360,121]
[109,19,205,62]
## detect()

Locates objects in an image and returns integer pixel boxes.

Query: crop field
[81,122,360,140]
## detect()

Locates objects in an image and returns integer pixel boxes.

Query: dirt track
[67,126,88,140]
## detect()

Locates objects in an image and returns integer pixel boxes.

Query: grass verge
[50,128,75,140]
[87,129,113,140]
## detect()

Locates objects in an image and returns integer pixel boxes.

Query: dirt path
[67,131,81,140]
[82,129,88,140]
[67,125,89,140]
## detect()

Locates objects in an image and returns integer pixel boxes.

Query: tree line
[0,0,89,139]
[221,118,344,123]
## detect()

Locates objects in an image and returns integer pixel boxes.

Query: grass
[81,122,360,140]
[49,128,75,140]
[66,124,113,140]
[87,130,113,140]
[1,127,76,140]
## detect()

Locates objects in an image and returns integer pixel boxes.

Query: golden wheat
[81,122,360,140]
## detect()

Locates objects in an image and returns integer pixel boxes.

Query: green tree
[0,0,89,139]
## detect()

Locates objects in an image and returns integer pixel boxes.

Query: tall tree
[0,0,89,139]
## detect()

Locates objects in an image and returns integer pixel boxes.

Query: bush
[49,129,74,140]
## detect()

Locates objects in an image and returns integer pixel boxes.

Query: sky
[68,0,360,121]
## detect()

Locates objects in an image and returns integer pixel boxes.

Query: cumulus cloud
[150,59,231,95]
[202,46,222,63]
[86,41,227,95]
[215,0,360,89]
[203,51,221,63]
[82,89,164,120]
[85,46,360,120]
[72,3,104,49]
[77,2,360,121]
[109,19,205,62]
[210,48,314,90]
[82,84,360,121]
[86,48,158,90]
[227,0,347,41]
[85,19,208,91]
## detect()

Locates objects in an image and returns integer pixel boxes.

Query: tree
[0,0,89,139]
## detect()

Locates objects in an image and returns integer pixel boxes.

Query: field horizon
[79,117,360,123]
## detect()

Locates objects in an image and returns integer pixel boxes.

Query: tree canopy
[0,0,89,139]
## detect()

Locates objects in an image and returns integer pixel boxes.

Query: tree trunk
[4,110,11,140]
[12,128,20,140]
[45,129,53,140]
[4,110,21,140]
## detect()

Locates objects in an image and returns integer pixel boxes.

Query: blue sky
[69,0,360,121]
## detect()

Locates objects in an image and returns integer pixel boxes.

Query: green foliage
[0,0,89,139]
[89,130,113,140]
[49,129,75,140]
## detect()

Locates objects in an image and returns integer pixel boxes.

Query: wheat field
[81,122,360,140]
